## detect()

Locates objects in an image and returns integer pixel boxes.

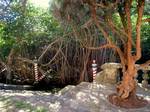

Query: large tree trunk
[108,69,148,108]
[108,59,148,108]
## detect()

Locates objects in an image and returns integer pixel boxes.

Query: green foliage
[15,100,32,109]
[0,1,62,60]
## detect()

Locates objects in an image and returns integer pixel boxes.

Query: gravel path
[0,83,150,112]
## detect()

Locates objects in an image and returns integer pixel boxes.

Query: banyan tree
[54,0,150,108]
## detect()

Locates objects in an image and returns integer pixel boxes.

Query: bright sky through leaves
[29,0,51,9]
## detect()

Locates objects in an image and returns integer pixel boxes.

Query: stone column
[142,71,149,88]
[95,63,121,84]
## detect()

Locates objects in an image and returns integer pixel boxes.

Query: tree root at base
[108,93,148,109]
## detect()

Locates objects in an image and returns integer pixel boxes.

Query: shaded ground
[0,82,150,112]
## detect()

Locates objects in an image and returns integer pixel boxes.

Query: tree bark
[84,0,148,108]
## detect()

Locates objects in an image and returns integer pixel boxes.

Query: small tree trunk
[6,48,15,83]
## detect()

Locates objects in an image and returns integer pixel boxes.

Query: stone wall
[95,63,150,85]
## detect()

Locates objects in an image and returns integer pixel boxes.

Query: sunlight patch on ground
[0,90,52,97]
[76,92,86,100]
[145,95,150,100]
[48,101,61,112]
[1,92,34,97]
[0,97,14,112]
[0,102,6,109]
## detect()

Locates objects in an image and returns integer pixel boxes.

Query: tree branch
[87,1,126,66]
[134,0,145,61]
[17,57,34,64]
[124,0,133,62]
[96,0,119,9]
[90,4,112,44]
[142,18,150,22]
[38,38,62,62]
[84,43,125,66]
[105,14,127,44]
[40,41,63,67]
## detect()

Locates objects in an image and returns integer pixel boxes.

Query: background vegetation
[0,0,149,87]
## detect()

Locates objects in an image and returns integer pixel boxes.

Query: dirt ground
[0,82,150,112]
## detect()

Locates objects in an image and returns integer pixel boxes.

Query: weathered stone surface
[136,65,150,71]
[57,82,150,112]
[142,80,149,88]
[95,69,118,84]
[95,63,120,84]
[101,63,122,69]
[0,82,150,112]
[100,62,150,71]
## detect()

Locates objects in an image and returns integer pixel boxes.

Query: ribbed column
[34,58,38,82]
[92,60,97,83]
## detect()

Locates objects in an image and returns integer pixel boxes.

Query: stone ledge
[0,83,33,90]
[101,62,150,70]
